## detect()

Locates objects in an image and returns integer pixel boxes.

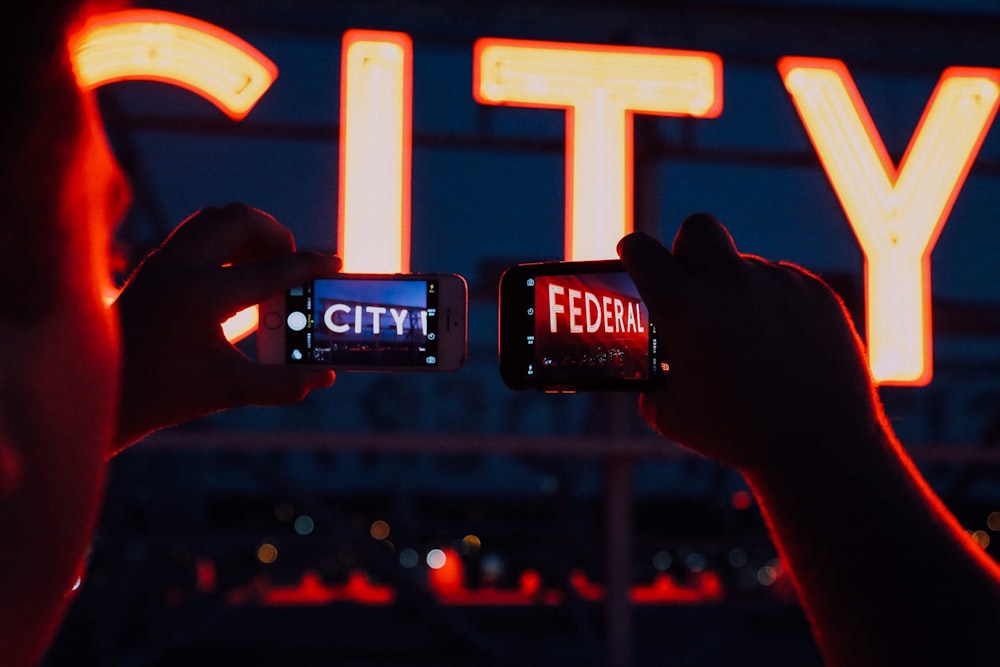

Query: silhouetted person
[1,3,338,664]
[619,214,1000,666]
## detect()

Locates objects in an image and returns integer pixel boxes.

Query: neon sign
[339,30,414,274]
[73,9,278,342]
[73,9,277,121]
[73,13,999,385]
[474,39,722,261]
[780,58,1000,385]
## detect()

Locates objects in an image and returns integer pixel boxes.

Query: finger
[670,212,741,273]
[617,231,685,314]
[229,363,337,407]
[210,252,343,318]
[158,203,297,267]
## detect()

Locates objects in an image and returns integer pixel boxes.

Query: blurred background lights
[685,552,708,573]
[987,511,1000,532]
[970,530,990,549]
[461,534,482,554]
[481,553,504,584]
[426,548,447,569]
[652,550,672,571]
[257,543,278,564]
[293,515,314,536]
[370,519,391,540]
[728,548,749,569]
[731,490,753,510]
[757,565,778,586]
[399,548,419,568]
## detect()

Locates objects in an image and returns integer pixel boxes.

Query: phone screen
[502,263,666,389]
[283,277,441,367]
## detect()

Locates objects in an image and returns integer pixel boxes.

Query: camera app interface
[526,271,660,381]
[285,278,439,367]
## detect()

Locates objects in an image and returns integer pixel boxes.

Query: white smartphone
[258,273,468,372]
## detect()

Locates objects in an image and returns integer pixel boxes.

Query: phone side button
[262,312,282,330]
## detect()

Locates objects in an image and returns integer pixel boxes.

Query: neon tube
[475,38,722,260]
[72,9,277,120]
[338,30,413,273]
[781,57,1000,385]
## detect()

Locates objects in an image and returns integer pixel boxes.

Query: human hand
[112,204,340,453]
[618,213,882,473]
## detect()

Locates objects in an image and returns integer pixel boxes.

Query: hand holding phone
[258,273,468,372]
[498,259,667,392]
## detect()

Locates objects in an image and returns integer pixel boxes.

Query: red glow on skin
[72,10,276,343]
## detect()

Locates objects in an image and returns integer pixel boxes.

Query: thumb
[670,213,741,273]
[230,362,337,407]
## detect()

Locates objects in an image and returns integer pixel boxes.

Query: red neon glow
[339,30,414,273]
[72,9,278,121]
[780,57,1000,385]
[195,558,217,594]
[569,569,604,601]
[430,567,564,606]
[74,10,276,343]
[474,38,722,260]
[427,548,464,594]
[262,570,396,606]
[242,566,727,607]
[630,571,724,604]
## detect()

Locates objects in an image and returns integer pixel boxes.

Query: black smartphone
[258,273,468,372]
[498,259,667,392]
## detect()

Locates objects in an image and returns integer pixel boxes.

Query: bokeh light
[970,530,990,549]
[257,543,278,564]
[461,534,482,554]
[685,552,708,573]
[426,548,447,569]
[370,519,391,540]
[294,515,315,536]
[732,490,753,510]
[757,565,777,586]
[399,548,419,568]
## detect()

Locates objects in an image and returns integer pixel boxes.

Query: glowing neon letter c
[72,9,278,343]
